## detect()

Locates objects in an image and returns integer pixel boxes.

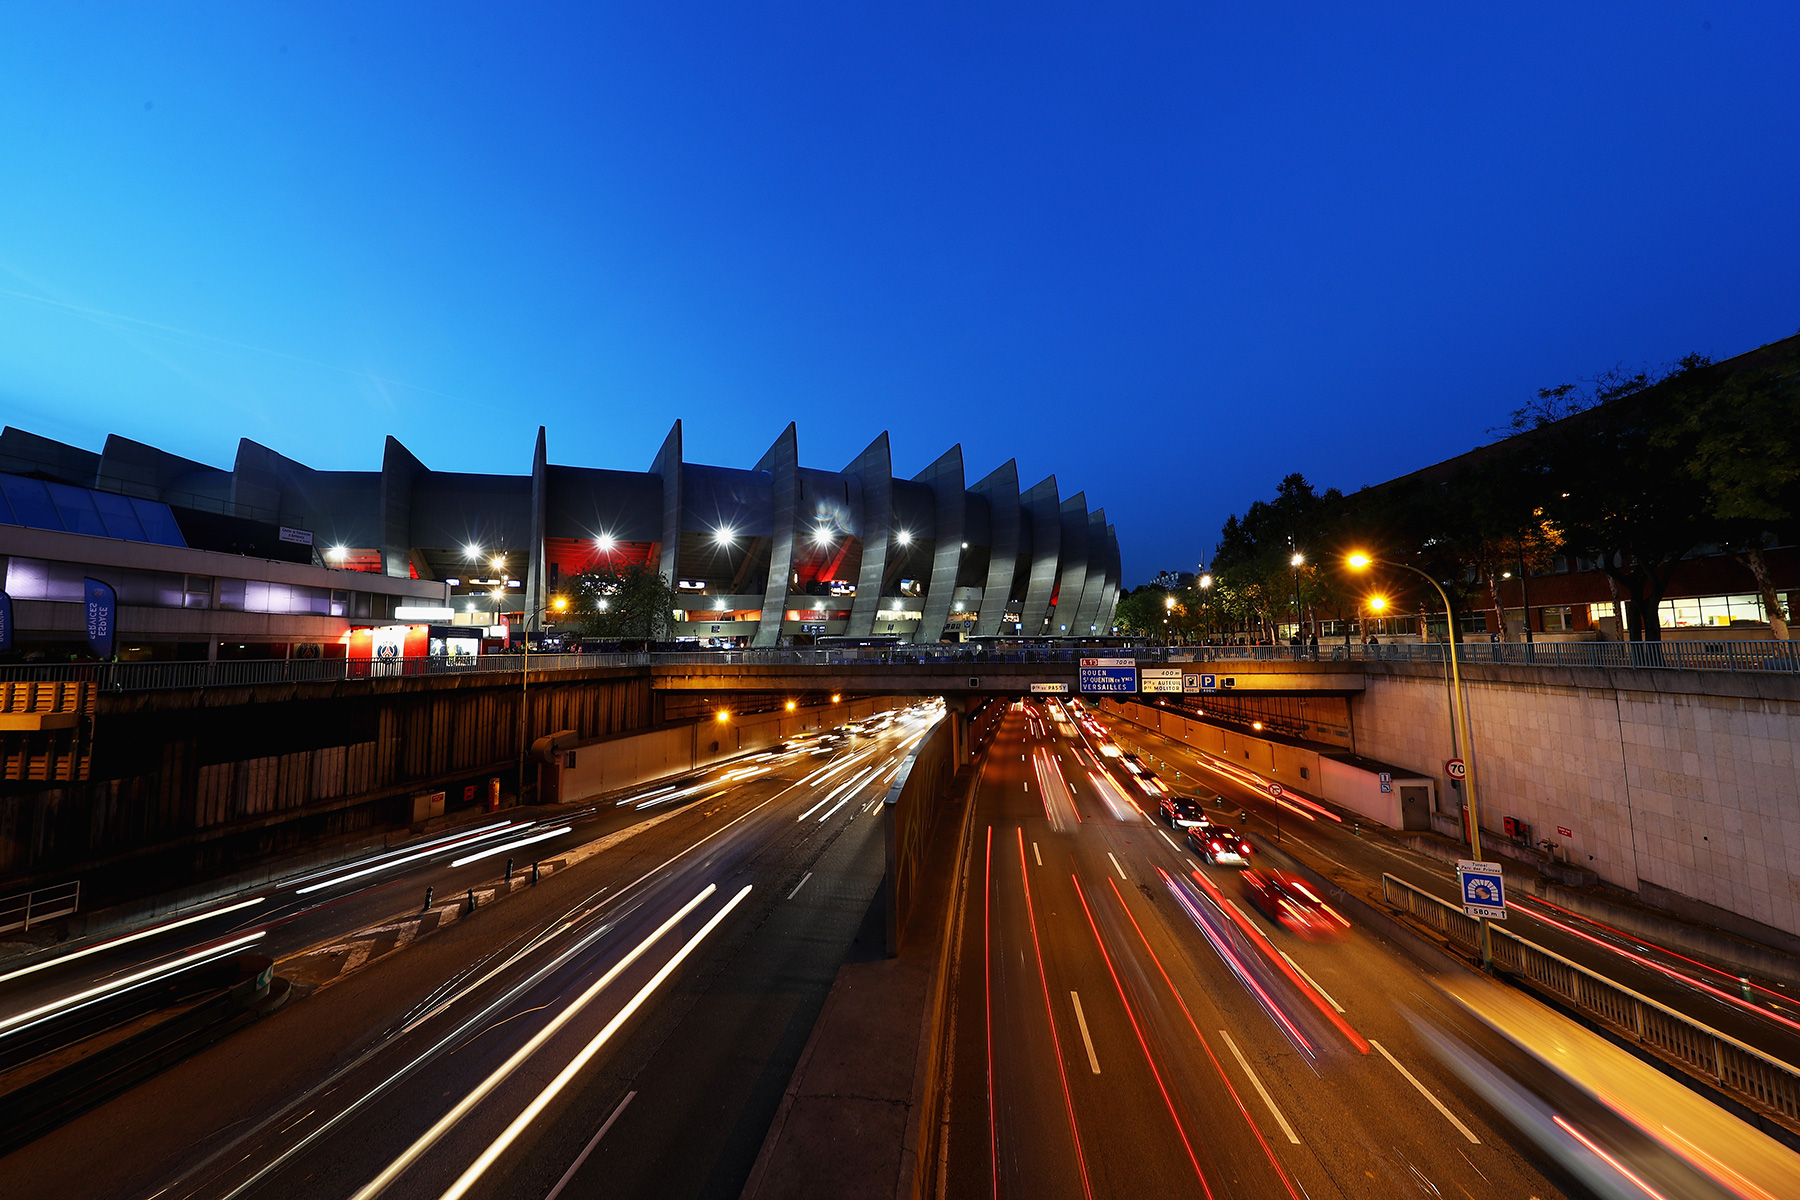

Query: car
[1187,824,1254,867]
[815,733,848,752]
[1241,869,1350,941]
[1120,754,1144,776]
[1134,771,1171,799]
[1158,794,1208,829]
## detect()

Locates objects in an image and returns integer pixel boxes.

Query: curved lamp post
[1347,553,1492,968]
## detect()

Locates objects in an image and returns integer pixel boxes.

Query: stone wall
[1353,661,1800,939]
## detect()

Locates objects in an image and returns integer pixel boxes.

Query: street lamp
[1348,552,1492,968]
[1289,549,1305,642]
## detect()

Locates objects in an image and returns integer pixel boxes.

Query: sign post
[1078,658,1137,694]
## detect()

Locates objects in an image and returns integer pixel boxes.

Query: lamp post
[1348,553,1492,968]
[1198,570,1213,644]
[517,594,570,806]
[1289,549,1305,643]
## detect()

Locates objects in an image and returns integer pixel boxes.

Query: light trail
[0,931,265,1039]
[449,826,572,868]
[434,885,754,1200]
[1014,829,1094,1200]
[1071,874,1216,1198]
[296,824,523,894]
[0,896,265,987]
[1162,869,1314,1056]
[798,764,879,821]
[349,885,722,1200]
[1552,1115,1671,1200]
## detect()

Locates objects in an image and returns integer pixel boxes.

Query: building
[0,421,1120,656]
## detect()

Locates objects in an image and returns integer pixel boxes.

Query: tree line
[1115,335,1800,644]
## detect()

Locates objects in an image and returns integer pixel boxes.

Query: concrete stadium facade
[0,421,1120,647]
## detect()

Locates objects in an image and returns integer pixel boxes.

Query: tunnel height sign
[1078,658,1138,693]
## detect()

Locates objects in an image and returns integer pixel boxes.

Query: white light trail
[436,886,754,1200]
[0,932,265,1038]
[296,824,522,894]
[349,885,722,1200]
[798,765,878,821]
[449,827,572,868]
[0,895,265,987]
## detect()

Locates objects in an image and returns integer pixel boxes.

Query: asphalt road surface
[940,701,1588,1200]
[0,705,940,1200]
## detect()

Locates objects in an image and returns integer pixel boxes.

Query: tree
[1111,586,1170,638]
[565,563,679,641]
[1660,355,1800,639]
[1524,357,1716,642]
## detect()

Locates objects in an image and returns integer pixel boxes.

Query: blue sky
[1,5,1796,583]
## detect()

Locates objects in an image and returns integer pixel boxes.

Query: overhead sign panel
[1139,667,1182,694]
[1029,682,1069,694]
[1078,657,1137,694]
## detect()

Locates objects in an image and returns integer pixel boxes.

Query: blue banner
[0,591,11,653]
[84,577,117,659]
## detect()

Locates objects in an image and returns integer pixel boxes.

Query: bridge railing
[0,638,1792,692]
[1381,873,1800,1127]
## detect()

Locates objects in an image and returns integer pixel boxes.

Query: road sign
[1557,825,1573,838]
[1445,757,1467,779]
[1029,682,1068,694]
[1456,860,1507,919]
[1197,672,1218,693]
[1378,771,1393,794]
[1078,658,1138,694]
[1139,667,1182,694]
[1181,673,1200,692]
[1268,783,1284,799]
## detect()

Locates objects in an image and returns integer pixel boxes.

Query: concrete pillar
[752,423,800,648]
[378,436,427,579]
[523,426,549,631]
[970,459,1021,637]
[911,445,966,644]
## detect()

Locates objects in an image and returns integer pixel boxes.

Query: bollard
[422,886,434,913]
[506,857,514,883]
[466,886,476,914]
[1354,821,1360,837]
[532,861,540,886]
[1742,977,1754,1002]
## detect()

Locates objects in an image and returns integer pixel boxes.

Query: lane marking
[787,872,812,900]
[349,886,723,1200]
[1277,949,1343,1013]
[1107,853,1128,881]
[543,1090,635,1200]
[1033,842,1043,867]
[1219,1029,1300,1144]
[1070,991,1101,1074]
[1369,1039,1480,1144]
[1015,831,1095,1200]
[436,887,755,1200]
[818,797,851,822]
[1157,829,1180,851]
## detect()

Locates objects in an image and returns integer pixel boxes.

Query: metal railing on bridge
[0,637,1792,693]
[1381,873,1800,1129]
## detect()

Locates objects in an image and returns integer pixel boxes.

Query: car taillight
[1210,841,1222,853]
[1240,842,1252,855]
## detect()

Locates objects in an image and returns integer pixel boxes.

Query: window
[1541,606,1573,632]
[1658,594,1765,628]
[185,575,213,609]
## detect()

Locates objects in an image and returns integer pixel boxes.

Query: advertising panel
[1078,657,1137,693]
[1139,667,1182,694]
[83,577,117,659]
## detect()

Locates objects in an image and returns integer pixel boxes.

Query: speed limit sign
[1446,758,1467,779]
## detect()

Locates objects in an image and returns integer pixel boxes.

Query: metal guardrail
[1381,872,1800,1126]
[0,880,80,934]
[0,637,1793,693]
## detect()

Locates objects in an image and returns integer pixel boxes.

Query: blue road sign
[1078,657,1138,694]
[1456,861,1507,919]
[1378,771,1393,794]
[1198,673,1217,693]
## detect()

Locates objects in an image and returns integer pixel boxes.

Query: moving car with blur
[1187,824,1253,867]
[1158,794,1207,829]
[1240,869,1349,940]
[1134,771,1171,800]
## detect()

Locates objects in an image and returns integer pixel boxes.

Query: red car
[1240,869,1351,941]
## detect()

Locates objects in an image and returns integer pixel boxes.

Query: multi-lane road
[0,705,940,1200]
[942,700,1601,1200]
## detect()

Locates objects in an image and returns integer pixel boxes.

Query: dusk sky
[2,5,1796,584]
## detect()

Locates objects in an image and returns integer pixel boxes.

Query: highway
[0,705,940,1200]
[940,701,1586,1199]
[1098,703,1800,1068]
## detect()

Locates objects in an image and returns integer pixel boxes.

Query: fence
[1381,873,1800,1126]
[0,881,80,934]
[0,637,1793,693]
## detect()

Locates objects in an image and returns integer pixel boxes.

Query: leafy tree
[565,563,678,641]
[1112,586,1170,638]
[1660,355,1800,638]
